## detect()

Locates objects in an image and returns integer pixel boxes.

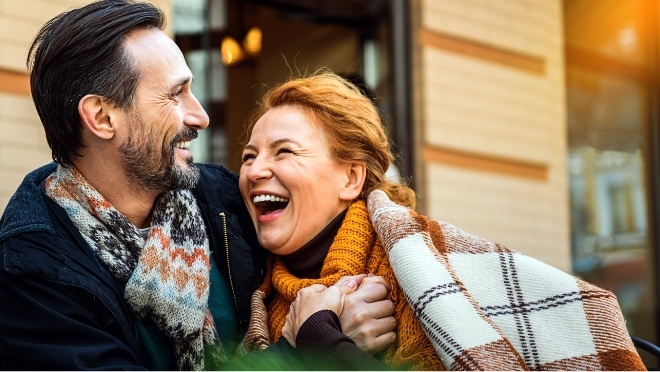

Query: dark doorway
[173,0,412,181]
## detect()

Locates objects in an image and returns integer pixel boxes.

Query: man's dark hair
[27,0,165,166]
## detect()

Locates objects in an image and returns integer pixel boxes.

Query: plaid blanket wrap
[367,189,645,371]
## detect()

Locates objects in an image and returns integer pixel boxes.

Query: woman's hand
[282,274,396,354]
[339,275,397,354]
[282,279,359,347]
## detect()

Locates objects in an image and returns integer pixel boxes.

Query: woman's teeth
[253,194,289,204]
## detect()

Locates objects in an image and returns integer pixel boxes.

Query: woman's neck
[281,209,348,278]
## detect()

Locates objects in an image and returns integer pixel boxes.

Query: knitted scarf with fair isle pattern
[44,165,226,370]
[367,189,645,371]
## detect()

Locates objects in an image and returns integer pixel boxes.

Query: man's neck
[73,160,160,228]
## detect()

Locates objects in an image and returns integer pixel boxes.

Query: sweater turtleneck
[281,209,348,278]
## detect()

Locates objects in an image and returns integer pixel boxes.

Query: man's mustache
[172,129,198,144]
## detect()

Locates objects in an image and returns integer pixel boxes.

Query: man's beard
[119,113,200,192]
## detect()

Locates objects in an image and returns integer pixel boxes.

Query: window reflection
[564,0,657,366]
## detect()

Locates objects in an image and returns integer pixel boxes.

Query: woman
[238,70,645,370]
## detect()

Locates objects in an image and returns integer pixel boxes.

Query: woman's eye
[276,148,293,155]
[241,153,256,163]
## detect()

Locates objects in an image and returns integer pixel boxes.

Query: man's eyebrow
[174,76,192,88]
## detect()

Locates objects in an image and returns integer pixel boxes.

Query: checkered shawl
[367,190,645,371]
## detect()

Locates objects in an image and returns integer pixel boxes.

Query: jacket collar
[0,162,58,242]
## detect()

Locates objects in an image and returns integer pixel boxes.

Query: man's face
[119,110,200,191]
[117,28,209,191]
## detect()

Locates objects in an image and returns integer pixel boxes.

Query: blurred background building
[0,0,658,366]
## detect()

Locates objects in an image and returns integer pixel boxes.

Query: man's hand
[282,279,359,347]
[338,275,396,354]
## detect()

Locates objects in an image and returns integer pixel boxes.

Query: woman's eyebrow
[270,138,301,148]
[243,138,302,152]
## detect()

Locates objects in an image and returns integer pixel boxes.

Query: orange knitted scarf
[258,200,445,370]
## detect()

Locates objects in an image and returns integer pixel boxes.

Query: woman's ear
[339,162,367,201]
[78,94,115,140]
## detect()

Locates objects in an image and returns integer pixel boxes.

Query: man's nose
[184,93,209,130]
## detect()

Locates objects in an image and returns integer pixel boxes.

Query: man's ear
[339,162,367,201]
[78,94,115,140]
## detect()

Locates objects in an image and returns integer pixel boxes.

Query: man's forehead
[124,29,183,63]
[123,28,191,85]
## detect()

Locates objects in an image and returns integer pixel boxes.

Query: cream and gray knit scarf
[44,165,225,370]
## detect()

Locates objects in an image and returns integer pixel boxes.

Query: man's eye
[172,89,182,98]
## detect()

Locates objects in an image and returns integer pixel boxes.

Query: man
[0,1,394,370]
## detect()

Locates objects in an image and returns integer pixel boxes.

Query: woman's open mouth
[253,194,289,216]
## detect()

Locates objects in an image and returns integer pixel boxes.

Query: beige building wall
[2,0,571,272]
[413,0,570,270]
[0,0,171,213]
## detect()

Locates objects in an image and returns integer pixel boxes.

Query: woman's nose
[244,156,272,181]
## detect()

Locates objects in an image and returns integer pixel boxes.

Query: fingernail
[346,279,357,289]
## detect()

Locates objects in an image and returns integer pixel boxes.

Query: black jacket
[0,163,387,370]
[0,163,269,369]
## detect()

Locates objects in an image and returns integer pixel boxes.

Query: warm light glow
[221,36,244,66]
[617,26,638,53]
[243,26,262,56]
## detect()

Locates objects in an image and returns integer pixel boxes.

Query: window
[564,0,658,366]
[173,0,410,176]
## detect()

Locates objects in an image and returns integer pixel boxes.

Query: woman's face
[239,105,353,255]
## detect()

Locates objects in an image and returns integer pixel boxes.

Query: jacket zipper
[219,212,239,315]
